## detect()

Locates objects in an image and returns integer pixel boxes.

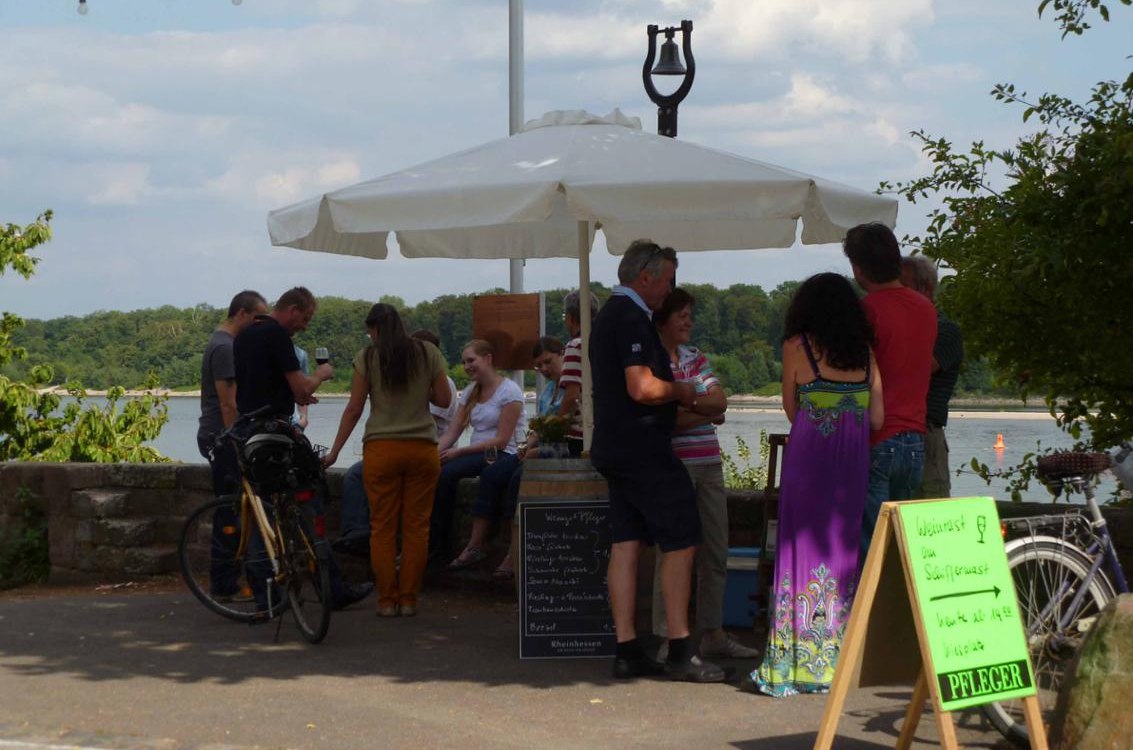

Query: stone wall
[2,462,1130,584]
[1,463,210,582]
[0,462,771,584]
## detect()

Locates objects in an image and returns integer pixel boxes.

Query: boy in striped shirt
[558,289,599,456]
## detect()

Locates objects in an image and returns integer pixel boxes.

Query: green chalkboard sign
[896,497,1036,711]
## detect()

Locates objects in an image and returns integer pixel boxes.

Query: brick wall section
[2,462,1130,584]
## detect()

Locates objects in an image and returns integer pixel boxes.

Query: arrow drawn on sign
[930,586,1001,602]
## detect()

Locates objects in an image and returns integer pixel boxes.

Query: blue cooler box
[723,546,761,627]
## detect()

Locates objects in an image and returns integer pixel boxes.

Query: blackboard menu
[518,499,616,659]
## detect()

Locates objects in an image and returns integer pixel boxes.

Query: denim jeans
[860,431,925,559]
[198,434,241,595]
[471,452,520,519]
[339,460,371,542]
[430,453,488,559]
[429,451,519,558]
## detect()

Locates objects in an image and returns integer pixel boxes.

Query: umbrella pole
[577,221,594,454]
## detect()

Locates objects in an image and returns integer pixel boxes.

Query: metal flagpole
[508,0,526,393]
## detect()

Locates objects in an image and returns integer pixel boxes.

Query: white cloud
[902,62,984,90]
[691,0,933,64]
[84,162,153,205]
[206,152,362,207]
[523,0,934,66]
[0,0,1122,319]
[781,73,856,118]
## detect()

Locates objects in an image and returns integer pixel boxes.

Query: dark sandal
[492,567,515,581]
[447,547,487,570]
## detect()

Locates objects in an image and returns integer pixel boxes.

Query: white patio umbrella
[268,109,898,448]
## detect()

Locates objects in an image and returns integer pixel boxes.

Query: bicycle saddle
[1036,451,1110,482]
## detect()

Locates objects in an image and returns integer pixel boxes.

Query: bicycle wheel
[178,497,271,623]
[282,506,332,644]
[980,536,1116,747]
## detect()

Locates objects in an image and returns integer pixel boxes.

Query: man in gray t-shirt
[198,290,268,496]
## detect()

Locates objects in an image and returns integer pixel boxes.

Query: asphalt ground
[0,579,1010,750]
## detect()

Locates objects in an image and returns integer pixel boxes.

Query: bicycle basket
[242,433,295,487]
[1036,451,1110,482]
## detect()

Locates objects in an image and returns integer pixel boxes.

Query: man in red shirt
[843,224,937,558]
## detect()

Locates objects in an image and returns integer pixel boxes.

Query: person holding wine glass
[291,344,310,431]
[431,339,526,571]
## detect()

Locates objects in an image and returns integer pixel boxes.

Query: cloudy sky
[0,0,1127,319]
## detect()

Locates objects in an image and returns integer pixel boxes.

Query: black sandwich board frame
[517,498,616,659]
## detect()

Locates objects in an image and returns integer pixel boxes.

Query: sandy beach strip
[39,388,1057,420]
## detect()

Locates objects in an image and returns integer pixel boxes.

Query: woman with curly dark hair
[751,272,883,697]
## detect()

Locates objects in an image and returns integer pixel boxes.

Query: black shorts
[596,447,700,552]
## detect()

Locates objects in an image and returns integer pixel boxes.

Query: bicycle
[980,450,1128,748]
[178,405,334,644]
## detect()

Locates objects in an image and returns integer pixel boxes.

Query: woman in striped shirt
[651,287,760,661]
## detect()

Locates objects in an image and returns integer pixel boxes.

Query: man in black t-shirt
[234,287,332,418]
[590,240,724,683]
[234,286,372,611]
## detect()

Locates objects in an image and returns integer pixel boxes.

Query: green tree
[882,5,1132,450]
[5,279,1023,399]
[1040,0,1131,36]
[708,353,752,395]
[0,212,169,462]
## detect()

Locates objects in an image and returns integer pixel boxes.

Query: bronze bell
[651,36,686,76]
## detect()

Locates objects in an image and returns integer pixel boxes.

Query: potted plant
[526,414,572,459]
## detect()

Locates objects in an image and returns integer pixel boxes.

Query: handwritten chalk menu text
[897,497,1036,710]
[519,500,615,659]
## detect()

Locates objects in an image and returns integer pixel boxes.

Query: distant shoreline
[39,387,1056,419]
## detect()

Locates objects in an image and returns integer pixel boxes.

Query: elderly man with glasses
[589,239,725,683]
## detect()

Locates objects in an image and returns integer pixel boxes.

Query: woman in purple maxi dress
[753,273,883,697]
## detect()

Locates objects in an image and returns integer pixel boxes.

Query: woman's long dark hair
[782,273,873,372]
[366,303,423,392]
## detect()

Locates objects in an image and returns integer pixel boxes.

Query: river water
[143,396,1113,503]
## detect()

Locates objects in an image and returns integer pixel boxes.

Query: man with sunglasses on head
[589,240,725,683]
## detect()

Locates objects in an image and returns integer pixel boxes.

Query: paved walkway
[0,581,1009,750]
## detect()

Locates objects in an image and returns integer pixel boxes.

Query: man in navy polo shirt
[234,286,372,611]
[590,240,725,683]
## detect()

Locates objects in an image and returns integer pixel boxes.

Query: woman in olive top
[324,303,451,618]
